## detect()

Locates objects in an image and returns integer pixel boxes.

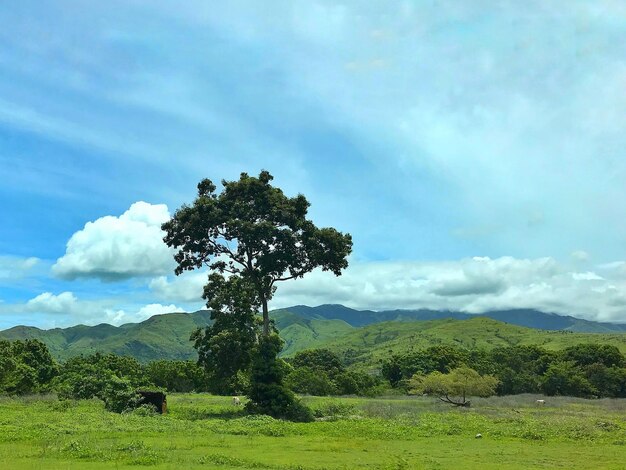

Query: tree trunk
[261,296,270,337]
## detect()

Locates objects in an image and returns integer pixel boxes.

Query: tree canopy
[409,366,499,407]
[162,170,353,336]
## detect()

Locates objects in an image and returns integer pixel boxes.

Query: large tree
[162,170,353,336]
[162,171,351,419]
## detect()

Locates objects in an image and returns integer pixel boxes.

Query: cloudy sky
[1,1,626,329]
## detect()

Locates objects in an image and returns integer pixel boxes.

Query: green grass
[1,393,626,469]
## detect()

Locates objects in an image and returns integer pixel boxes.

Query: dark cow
[137,390,167,414]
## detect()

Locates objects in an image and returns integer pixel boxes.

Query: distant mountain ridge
[1,304,625,362]
[286,304,626,333]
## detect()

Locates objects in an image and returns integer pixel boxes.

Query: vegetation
[162,171,352,419]
[409,367,499,406]
[3,335,626,406]
[382,343,626,399]
[6,310,626,367]
[285,349,381,396]
[1,393,626,469]
[161,170,352,337]
[0,339,58,395]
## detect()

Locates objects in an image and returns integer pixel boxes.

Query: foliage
[0,339,58,395]
[162,170,352,335]
[285,367,338,396]
[144,360,209,393]
[290,348,345,376]
[584,363,626,398]
[561,344,625,368]
[489,345,557,395]
[101,375,141,413]
[285,349,380,396]
[246,335,313,422]
[163,171,351,420]
[52,353,153,414]
[333,370,381,396]
[190,275,262,395]
[541,361,598,398]
[382,341,626,399]
[381,345,469,389]
[409,367,499,406]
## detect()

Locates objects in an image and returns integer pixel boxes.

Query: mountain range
[1,305,626,364]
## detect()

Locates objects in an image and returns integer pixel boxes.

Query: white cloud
[571,272,604,281]
[149,272,207,303]
[22,291,183,326]
[571,250,590,262]
[0,256,40,280]
[271,256,626,323]
[53,202,174,281]
[106,303,184,325]
[26,291,78,314]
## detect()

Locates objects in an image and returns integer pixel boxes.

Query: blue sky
[1,1,626,328]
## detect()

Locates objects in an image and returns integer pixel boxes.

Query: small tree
[409,366,499,407]
[291,349,345,377]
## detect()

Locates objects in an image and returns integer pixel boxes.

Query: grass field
[1,394,626,469]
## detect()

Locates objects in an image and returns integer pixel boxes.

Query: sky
[1,1,626,329]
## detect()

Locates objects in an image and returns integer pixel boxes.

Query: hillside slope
[287,304,626,333]
[0,311,213,362]
[2,305,626,365]
[313,317,626,371]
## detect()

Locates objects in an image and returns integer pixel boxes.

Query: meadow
[1,394,626,469]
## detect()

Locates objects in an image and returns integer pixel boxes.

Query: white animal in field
[475,433,482,439]
[536,399,545,405]
[232,396,241,406]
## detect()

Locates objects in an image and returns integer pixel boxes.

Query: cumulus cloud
[53,202,174,281]
[270,256,626,323]
[22,290,183,326]
[149,272,208,303]
[26,291,78,314]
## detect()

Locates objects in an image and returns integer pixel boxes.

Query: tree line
[0,339,383,409]
[381,343,626,398]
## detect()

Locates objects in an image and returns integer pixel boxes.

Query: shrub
[246,335,313,422]
[101,376,141,413]
[541,361,597,398]
[285,367,337,396]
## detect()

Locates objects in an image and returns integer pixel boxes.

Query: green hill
[312,317,626,371]
[0,311,213,362]
[2,306,626,368]
[272,309,354,356]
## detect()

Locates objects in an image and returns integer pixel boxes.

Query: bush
[285,367,337,396]
[246,335,313,422]
[101,376,141,413]
[334,371,380,396]
[144,360,210,393]
[0,340,58,395]
[542,361,597,398]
